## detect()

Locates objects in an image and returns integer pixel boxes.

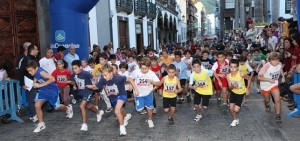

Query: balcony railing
[135,0,147,17]
[116,0,133,14]
[147,2,156,19]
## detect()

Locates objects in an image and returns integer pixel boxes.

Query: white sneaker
[105,107,113,113]
[95,106,99,110]
[80,123,88,131]
[194,114,203,121]
[33,122,46,133]
[124,113,132,126]
[97,110,104,122]
[148,120,154,128]
[140,110,147,115]
[153,108,157,114]
[66,105,73,118]
[120,125,127,136]
[230,119,239,127]
[30,115,38,123]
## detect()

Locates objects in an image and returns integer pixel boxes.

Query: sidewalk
[0,87,300,141]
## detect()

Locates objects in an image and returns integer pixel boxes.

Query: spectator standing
[245,24,258,42]
[64,45,79,71]
[39,48,56,74]
[53,46,66,60]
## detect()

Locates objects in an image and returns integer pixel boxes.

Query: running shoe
[30,115,38,123]
[97,110,104,122]
[124,113,132,126]
[148,120,154,128]
[80,123,88,131]
[194,114,202,121]
[66,105,73,118]
[230,119,239,127]
[275,115,282,124]
[33,122,46,133]
[120,125,127,136]
[168,117,174,125]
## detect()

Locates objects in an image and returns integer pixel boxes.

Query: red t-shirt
[51,69,72,88]
[151,64,162,79]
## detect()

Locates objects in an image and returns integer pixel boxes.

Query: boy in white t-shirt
[258,52,285,123]
[130,57,160,128]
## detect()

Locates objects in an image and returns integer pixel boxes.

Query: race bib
[220,65,229,74]
[105,84,119,96]
[164,83,176,92]
[57,75,67,82]
[195,80,207,87]
[270,71,280,80]
[75,78,85,90]
[201,62,210,69]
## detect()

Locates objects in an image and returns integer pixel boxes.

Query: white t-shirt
[130,69,160,97]
[128,61,139,74]
[0,69,8,81]
[211,59,229,71]
[259,62,281,91]
[108,61,120,67]
[39,57,56,74]
[268,36,278,51]
[83,66,93,74]
[182,57,193,76]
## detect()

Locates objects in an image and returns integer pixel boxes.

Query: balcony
[135,0,147,17]
[147,2,156,19]
[116,0,133,14]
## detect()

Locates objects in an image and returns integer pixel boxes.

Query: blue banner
[49,0,99,59]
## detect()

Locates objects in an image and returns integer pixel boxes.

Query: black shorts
[180,79,187,88]
[193,92,210,106]
[163,97,177,108]
[244,79,248,87]
[229,91,245,107]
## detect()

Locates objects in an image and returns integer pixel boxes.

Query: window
[285,0,292,14]
[225,0,234,9]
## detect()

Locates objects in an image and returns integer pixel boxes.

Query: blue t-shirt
[34,67,59,96]
[71,70,93,95]
[96,75,127,100]
[173,60,188,79]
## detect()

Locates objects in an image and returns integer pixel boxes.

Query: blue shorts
[81,93,94,103]
[110,95,127,107]
[35,90,60,109]
[135,93,154,111]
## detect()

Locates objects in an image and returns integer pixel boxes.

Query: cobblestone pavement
[1,87,300,141]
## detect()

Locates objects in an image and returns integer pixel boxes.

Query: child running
[212,51,230,107]
[227,59,249,127]
[87,64,138,136]
[238,56,254,106]
[70,60,104,131]
[130,57,161,128]
[26,60,73,133]
[159,64,183,125]
[258,52,285,123]
[51,60,72,106]
[189,59,213,121]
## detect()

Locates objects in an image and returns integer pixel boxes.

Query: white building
[177,0,187,45]
[89,0,157,53]
[88,0,179,53]
[207,14,216,35]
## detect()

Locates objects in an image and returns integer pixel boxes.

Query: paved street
[1,87,300,141]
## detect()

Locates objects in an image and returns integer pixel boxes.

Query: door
[119,20,128,48]
[0,0,39,75]
[136,34,143,54]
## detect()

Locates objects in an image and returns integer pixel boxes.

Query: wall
[279,0,293,19]
[95,0,111,50]
[36,0,50,57]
